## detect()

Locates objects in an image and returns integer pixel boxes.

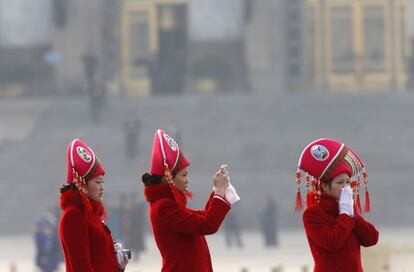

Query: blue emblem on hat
[311,145,329,161]
[77,146,92,162]
[163,134,177,151]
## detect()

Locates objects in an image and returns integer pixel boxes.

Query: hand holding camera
[213,164,230,196]
[213,164,240,204]
[114,243,131,271]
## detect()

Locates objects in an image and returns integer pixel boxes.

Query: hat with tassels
[149,129,191,207]
[64,139,106,217]
[66,139,105,203]
[295,138,370,213]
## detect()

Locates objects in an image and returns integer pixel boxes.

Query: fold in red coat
[59,190,118,272]
[145,183,231,272]
[303,196,379,272]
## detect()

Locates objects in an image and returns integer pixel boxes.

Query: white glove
[339,185,354,217]
[225,183,240,205]
[114,243,129,271]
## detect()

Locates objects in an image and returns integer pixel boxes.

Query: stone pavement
[1,229,414,272]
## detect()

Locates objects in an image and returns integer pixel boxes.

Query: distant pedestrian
[120,192,131,245]
[259,195,278,247]
[223,207,243,248]
[128,193,147,261]
[106,200,122,242]
[123,112,140,160]
[34,207,61,272]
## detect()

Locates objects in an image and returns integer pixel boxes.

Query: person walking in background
[58,139,129,271]
[120,192,131,246]
[223,206,243,248]
[106,200,123,243]
[123,111,140,160]
[259,195,278,247]
[295,138,379,271]
[33,207,62,272]
[141,129,240,271]
[128,193,147,261]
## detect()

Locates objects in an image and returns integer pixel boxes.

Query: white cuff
[225,183,240,205]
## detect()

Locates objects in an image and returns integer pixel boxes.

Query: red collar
[60,189,106,217]
[144,183,187,207]
[144,183,174,203]
[318,195,339,216]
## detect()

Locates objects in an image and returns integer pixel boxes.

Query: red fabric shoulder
[152,196,230,235]
[303,206,355,251]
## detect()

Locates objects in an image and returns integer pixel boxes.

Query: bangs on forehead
[334,176,350,182]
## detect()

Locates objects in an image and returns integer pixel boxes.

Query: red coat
[144,183,231,272]
[303,195,379,272]
[59,190,118,272]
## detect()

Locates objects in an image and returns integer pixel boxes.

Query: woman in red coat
[295,138,379,272]
[142,129,239,272]
[58,139,128,272]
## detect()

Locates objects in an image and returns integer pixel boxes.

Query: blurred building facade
[0,0,118,96]
[244,0,286,94]
[50,0,116,95]
[0,0,54,96]
[297,0,411,92]
[121,0,250,96]
[0,0,412,96]
[121,0,188,96]
[120,0,412,94]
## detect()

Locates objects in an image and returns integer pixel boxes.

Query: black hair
[59,182,78,194]
[141,173,163,186]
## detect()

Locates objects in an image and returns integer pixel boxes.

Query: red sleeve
[188,192,223,215]
[60,208,94,272]
[353,213,379,247]
[187,193,215,216]
[303,207,356,251]
[204,192,215,209]
[157,197,230,235]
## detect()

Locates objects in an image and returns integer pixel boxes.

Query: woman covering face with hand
[295,138,379,272]
[58,139,128,272]
[142,129,240,272]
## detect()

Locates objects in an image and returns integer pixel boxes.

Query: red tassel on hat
[72,169,92,217]
[306,191,317,207]
[295,170,303,212]
[364,190,371,213]
[295,191,303,212]
[356,193,362,213]
[363,170,371,212]
[353,177,362,213]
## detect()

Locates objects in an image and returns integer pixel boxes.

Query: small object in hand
[220,164,228,174]
[122,249,132,260]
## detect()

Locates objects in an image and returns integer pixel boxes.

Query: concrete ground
[1,228,414,272]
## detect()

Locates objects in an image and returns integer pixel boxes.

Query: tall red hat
[149,129,191,207]
[66,139,105,184]
[295,138,370,213]
[150,129,189,176]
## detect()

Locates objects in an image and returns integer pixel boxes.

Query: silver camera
[121,249,131,260]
